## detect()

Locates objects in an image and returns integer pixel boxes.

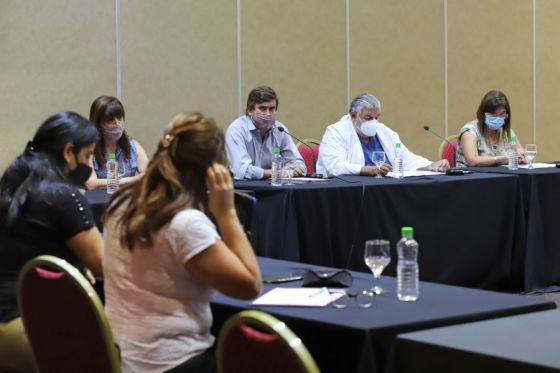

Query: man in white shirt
[317,93,449,177]
[225,86,306,180]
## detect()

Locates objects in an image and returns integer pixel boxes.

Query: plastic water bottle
[508,135,518,170]
[393,142,404,179]
[271,147,283,187]
[106,152,119,194]
[397,226,419,301]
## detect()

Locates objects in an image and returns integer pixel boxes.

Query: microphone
[422,125,457,168]
[276,126,324,178]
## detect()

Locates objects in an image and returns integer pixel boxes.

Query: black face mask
[68,163,92,186]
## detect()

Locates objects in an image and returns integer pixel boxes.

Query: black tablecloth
[235,173,526,291]
[211,257,555,373]
[391,309,560,373]
[467,166,560,291]
[85,190,107,232]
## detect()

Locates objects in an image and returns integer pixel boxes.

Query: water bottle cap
[511,135,517,142]
[401,226,413,237]
[108,152,116,160]
[273,147,280,155]
[396,143,401,148]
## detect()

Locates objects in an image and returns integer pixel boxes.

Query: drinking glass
[364,239,391,294]
[525,144,537,169]
[372,151,385,178]
[283,157,297,185]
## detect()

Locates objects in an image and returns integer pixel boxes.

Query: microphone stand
[276,126,324,178]
[423,125,457,168]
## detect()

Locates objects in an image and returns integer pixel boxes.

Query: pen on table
[308,288,327,298]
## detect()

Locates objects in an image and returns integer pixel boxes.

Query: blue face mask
[485,116,505,130]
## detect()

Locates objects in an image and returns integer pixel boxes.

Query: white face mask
[355,117,379,137]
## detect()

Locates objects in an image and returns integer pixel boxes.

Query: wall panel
[448,0,533,149]
[350,0,444,160]
[2,1,560,171]
[536,0,560,161]
[241,0,346,141]
[120,0,237,156]
[0,0,115,172]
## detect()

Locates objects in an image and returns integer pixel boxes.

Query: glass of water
[282,157,297,185]
[525,144,537,169]
[364,239,391,294]
[372,151,385,178]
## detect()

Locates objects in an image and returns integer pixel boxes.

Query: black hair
[0,111,99,229]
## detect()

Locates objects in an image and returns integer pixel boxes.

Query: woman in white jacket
[317,93,449,177]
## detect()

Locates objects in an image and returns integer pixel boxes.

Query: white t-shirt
[103,207,220,373]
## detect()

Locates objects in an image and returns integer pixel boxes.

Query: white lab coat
[317,115,431,177]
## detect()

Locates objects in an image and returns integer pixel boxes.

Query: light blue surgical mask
[485,116,505,130]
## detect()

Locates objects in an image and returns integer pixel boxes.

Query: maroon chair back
[298,144,320,174]
[440,136,458,168]
[18,255,121,373]
[217,310,319,373]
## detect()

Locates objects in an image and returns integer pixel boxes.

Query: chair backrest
[439,134,459,168]
[297,140,320,174]
[217,310,320,373]
[17,255,121,373]
[234,189,255,238]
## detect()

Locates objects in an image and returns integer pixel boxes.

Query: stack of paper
[251,287,337,307]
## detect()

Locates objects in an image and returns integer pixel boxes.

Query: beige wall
[1,0,115,171]
[351,0,444,159]
[536,0,560,161]
[242,0,347,141]
[2,0,559,172]
[448,0,533,147]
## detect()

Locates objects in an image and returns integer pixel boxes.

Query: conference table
[211,257,555,373]
[391,309,560,372]
[85,166,558,292]
[466,165,560,292]
[233,172,526,291]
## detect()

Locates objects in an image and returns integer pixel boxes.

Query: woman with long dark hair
[86,95,149,189]
[0,112,104,372]
[456,90,527,167]
[103,112,261,373]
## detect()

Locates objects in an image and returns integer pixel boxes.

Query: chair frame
[217,310,320,373]
[17,255,121,373]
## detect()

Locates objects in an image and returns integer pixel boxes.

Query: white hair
[348,93,381,115]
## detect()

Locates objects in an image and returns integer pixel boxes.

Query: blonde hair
[105,112,226,249]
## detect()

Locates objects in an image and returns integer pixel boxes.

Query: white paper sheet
[506,163,557,169]
[387,170,444,178]
[251,287,338,307]
[293,177,332,182]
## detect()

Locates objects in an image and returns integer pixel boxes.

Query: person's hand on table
[361,163,392,177]
[421,159,450,172]
[292,167,306,177]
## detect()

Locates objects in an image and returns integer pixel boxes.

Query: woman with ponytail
[103,112,262,373]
